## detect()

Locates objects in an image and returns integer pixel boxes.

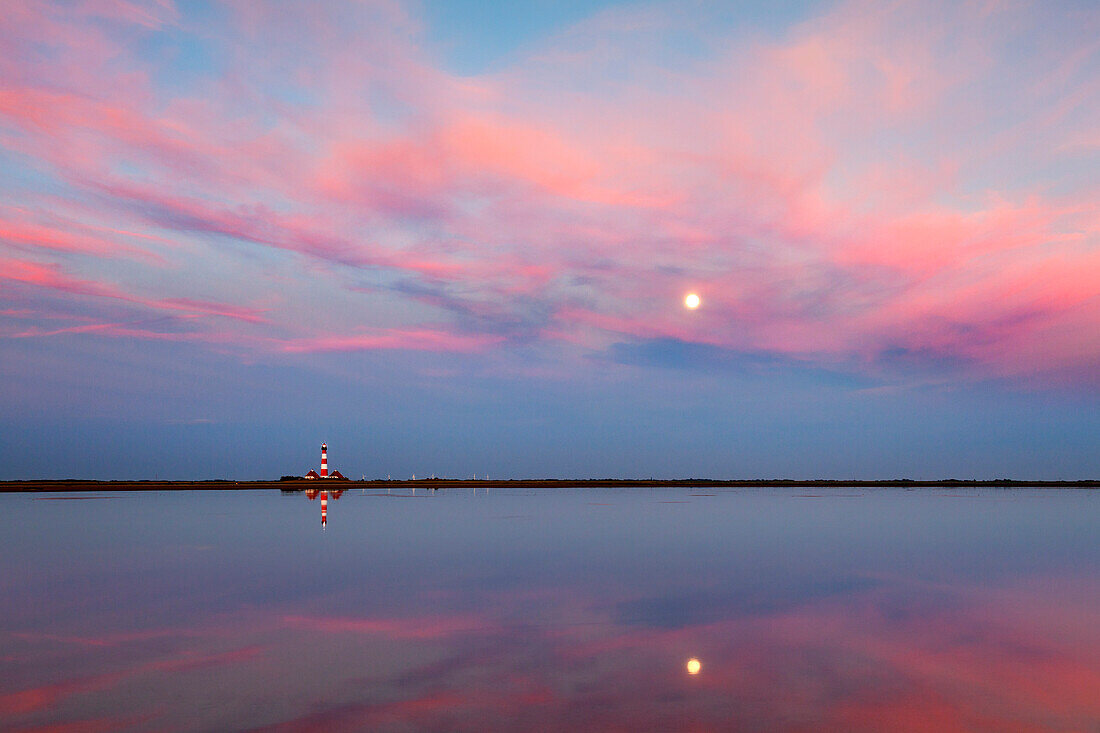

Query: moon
[684,293,701,310]
[686,658,702,675]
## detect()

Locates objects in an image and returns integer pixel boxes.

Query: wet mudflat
[1,487,1098,731]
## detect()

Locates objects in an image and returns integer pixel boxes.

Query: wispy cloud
[0,0,1097,385]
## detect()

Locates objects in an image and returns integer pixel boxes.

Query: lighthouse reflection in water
[305,487,344,529]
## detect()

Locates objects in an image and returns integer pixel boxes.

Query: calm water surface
[1,487,1098,731]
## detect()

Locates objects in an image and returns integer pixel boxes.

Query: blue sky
[1,0,1098,479]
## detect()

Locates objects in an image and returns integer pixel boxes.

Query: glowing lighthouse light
[684,293,701,310]
[320,442,328,478]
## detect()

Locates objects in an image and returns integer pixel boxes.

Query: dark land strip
[2,479,1099,492]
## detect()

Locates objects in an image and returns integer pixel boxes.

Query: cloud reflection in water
[0,488,1097,731]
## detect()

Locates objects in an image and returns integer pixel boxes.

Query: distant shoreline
[2,478,1099,492]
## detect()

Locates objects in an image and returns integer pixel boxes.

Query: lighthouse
[304,442,345,480]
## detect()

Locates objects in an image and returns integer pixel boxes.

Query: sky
[1,0,1098,480]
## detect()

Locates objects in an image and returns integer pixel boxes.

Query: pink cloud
[0,0,1096,386]
[0,211,159,261]
[0,257,267,324]
[281,613,487,639]
[276,329,503,354]
[0,258,123,300]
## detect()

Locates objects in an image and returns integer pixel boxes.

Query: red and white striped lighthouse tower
[320,442,328,478]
